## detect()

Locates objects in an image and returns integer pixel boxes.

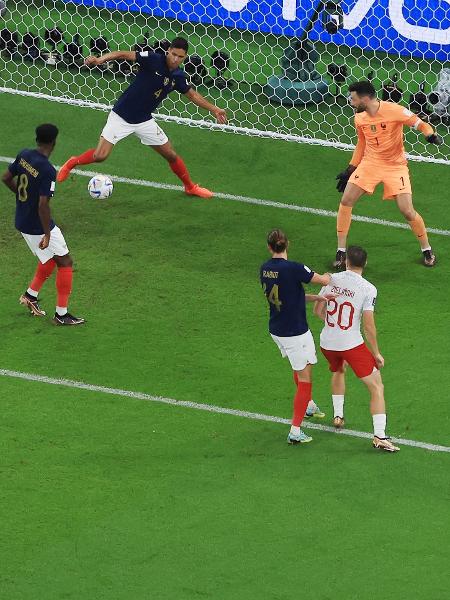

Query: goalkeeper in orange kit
[334,81,442,269]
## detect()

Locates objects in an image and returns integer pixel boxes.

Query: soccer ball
[87,174,113,199]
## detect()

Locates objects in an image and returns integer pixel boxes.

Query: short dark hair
[170,37,188,53]
[36,123,59,145]
[348,81,376,99]
[347,245,367,268]
[267,229,288,253]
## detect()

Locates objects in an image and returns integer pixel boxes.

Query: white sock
[337,247,346,252]
[332,394,345,418]
[56,306,68,316]
[372,414,387,438]
[307,400,317,412]
[27,288,38,298]
[290,425,301,436]
[421,246,431,252]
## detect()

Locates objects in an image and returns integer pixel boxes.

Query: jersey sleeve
[350,122,366,166]
[395,104,422,128]
[174,71,191,94]
[8,155,19,176]
[362,285,377,312]
[295,263,314,284]
[39,165,56,198]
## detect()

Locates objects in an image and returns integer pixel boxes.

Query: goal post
[0,0,449,164]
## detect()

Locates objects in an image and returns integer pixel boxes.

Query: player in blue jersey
[1,124,84,326]
[260,229,332,444]
[57,37,227,198]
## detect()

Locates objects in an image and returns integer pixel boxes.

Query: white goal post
[0,0,449,164]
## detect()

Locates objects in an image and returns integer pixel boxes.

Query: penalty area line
[1,368,449,453]
[0,156,449,237]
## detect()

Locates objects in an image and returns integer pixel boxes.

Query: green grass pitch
[0,92,449,599]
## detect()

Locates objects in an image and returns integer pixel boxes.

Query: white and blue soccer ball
[87,174,113,199]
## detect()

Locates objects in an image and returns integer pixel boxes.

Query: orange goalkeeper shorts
[349,162,411,200]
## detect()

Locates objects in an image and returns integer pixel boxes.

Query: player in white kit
[314,246,399,452]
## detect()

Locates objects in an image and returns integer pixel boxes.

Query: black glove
[426,133,443,145]
[336,165,356,193]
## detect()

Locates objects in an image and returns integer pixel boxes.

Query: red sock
[293,371,299,386]
[56,266,73,308]
[292,382,312,427]
[169,156,193,188]
[75,148,96,166]
[29,259,56,292]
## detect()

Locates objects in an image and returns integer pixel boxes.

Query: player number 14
[264,283,282,311]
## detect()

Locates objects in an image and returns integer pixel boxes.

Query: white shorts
[21,225,69,264]
[271,329,318,371]
[101,111,169,146]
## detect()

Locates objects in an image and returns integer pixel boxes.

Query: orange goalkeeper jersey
[350,101,424,167]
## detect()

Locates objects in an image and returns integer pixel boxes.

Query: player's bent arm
[310,272,331,287]
[313,299,327,321]
[405,113,443,145]
[1,169,17,193]
[85,50,136,67]
[350,125,366,167]
[184,88,227,124]
[362,310,381,356]
[38,196,52,237]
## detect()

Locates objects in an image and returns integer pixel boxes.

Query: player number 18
[17,173,29,202]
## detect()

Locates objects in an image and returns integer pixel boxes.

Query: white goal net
[1,0,449,163]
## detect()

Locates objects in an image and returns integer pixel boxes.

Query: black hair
[267,229,288,253]
[348,80,376,99]
[347,245,367,268]
[36,123,59,145]
[170,37,188,53]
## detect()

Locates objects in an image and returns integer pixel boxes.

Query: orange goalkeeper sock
[409,212,427,240]
[337,204,353,236]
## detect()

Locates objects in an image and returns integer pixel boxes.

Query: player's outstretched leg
[293,372,325,419]
[57,149,96,182]
[57,139,113,183]
[331,369,345,428]
[334,184,365,269]
[19,258,56,316]
[396,194,436,267]
[288,368,313,444]
[361,370,399,452]
[153,143,214,199]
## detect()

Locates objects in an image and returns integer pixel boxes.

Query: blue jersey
[113,51,191,124]
[260,258,314,337]
[8,149,56,235]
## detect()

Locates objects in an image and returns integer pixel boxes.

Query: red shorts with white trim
[320,343,377,379]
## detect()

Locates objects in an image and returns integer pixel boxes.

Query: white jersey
[319,270,377,351]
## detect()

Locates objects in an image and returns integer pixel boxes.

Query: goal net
[1,0,449,163]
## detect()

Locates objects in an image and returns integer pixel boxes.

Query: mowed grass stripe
[1,368,449,453]
[0,156,450,236]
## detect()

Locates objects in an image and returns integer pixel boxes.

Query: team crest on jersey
[164,77,169,86]
[370,124,377,132]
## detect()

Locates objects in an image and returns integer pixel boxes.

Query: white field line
[1,156,450,237]
[1,369,449,453]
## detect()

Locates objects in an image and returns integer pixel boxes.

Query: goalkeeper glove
[426,133,443,145]
[336,165,356,193]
